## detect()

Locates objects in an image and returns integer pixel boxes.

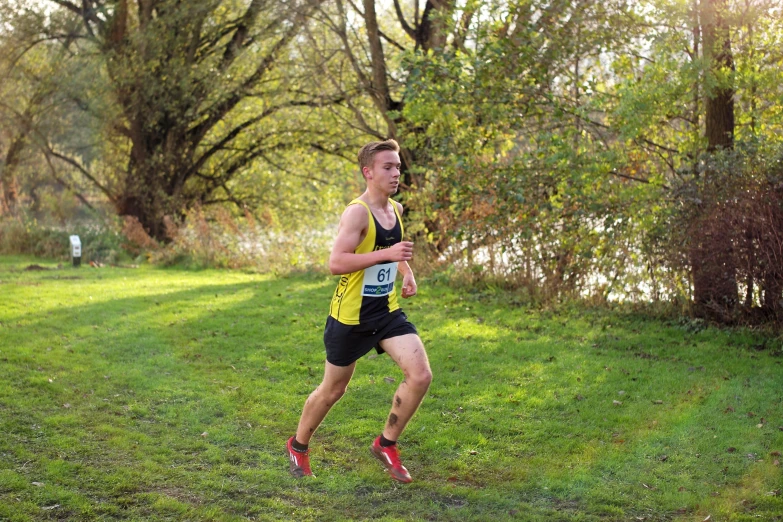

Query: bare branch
[308,142,355,164]
[392,0,417,38]
[300,23,385,138]
[188,2,325,146]
[333,0,371,92]
[41,150,96,210]
[609,169,668,189]
[220,0,268,72]
[261,152,330,185]
[43,145,115,202]
[47,0,101,38]
[188,96,344,183]
[453,5,476,51]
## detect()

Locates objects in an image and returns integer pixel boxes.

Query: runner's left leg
[378,334,432,440]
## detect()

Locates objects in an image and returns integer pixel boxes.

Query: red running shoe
[286,437,314,478]
[370,436,412,483]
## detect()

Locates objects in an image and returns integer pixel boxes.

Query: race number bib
[362,262,397,297]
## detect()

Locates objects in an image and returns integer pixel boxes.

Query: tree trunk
[763,269,782,320]
[116,126,194,241]
[0,134,26,216]
[690,0,738,319]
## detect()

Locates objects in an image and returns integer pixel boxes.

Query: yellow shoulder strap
[349,199,375,254]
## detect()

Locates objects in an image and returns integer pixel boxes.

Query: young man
[286,139,432,483]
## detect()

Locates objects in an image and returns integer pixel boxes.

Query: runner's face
[367,150,401,195]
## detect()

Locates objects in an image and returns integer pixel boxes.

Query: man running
[286,139,432,483]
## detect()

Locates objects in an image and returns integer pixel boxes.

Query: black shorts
[323,310,419,367]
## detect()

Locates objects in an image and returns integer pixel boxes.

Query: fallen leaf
[41,505,60,511]
[747,411,756,418]
[613,400,623,405]
[659,455,669,462]
[200,432,208,437]
[652,400,663,405]
[774,459,780,466]
[757,423,764,428]
[727,447,736,453]
[383,377,395,384]
[575,394,585,401]
[618,390,626,395]
[724,406,735,413]
[772,451,781,457]
[703,516,711,521]
[31,482,44,487]
[62,403,71,409]
[470,450,478,455]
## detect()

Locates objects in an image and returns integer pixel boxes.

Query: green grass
[1,254,781,521]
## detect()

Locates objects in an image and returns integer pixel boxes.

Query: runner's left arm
[399,261,417,298]
[394,201,417,298]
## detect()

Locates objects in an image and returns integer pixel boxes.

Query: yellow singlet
[328,199,404,325]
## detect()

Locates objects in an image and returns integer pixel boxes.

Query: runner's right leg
[295,360,356,446]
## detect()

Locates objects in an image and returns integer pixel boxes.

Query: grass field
[0,255,781,521]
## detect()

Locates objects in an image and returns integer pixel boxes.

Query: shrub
[0,216,131,265]
[149,205,332,273]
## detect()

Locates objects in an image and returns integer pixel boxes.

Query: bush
[148,205,332,273]
[0,216,131,265]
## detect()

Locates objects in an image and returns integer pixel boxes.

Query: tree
[27,0,330,240]
[0,4,96,219]
[389,1,645,297]
[303,0,475,253]
[606,0,783,318]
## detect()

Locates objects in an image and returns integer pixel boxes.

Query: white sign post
[69,235,81,267]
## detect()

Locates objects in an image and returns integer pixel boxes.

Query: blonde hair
[357,139,400,171]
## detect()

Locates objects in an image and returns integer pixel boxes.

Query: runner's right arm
[329,204,413,276]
